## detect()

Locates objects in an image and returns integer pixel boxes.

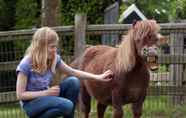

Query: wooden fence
[0,22,186,117]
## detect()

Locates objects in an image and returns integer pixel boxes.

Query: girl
[16,27,113,118]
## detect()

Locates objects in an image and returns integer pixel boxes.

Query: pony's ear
[132,20,138,27]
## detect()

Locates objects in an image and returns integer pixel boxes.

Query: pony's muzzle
[143,47,159,71]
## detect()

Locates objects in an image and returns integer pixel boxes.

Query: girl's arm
[16,72,60,100]
[59,60,113,81]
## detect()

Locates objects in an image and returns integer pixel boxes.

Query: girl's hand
[45,85,60,96]
[97,70,113,82]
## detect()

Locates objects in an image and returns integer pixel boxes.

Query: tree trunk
[41,0,61,26]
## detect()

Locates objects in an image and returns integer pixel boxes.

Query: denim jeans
[22,76,80,118]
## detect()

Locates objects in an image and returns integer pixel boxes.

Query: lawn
[0,96,186,118]
[0,103,27,118]
[79,96,186,118]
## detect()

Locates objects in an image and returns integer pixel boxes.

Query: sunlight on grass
[1,97,186,118]
[82,96,186,118]
[0,103,27,118]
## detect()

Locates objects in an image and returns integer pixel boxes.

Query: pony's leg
[79,85,91,118]
[97,103,107,118]
[132,96,145,118]
[112,89,123,118]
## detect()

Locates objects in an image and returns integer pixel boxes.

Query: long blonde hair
[116,20,160,72]
[25,27,59,74]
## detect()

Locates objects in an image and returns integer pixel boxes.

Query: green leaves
[1,0,186,30]
[16,0,40,29]
[61,0,115,25]
[0,0,16,31]
[120,0,185,23]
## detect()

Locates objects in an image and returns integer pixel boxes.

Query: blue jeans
[22,76,80,118]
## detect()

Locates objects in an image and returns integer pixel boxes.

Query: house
[119,4,147,24]
[102,3,147,45]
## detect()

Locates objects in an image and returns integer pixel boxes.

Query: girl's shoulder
[56,54,63,68]
[19,55,32,66]
[16,55,32,75]
[56,53,64,61]
[56,54,62,60]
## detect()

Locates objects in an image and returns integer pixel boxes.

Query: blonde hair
[116,20,160,72]
[25,27,59,74]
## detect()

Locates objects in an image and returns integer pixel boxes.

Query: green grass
[0,103,27,118]
[83,96,186,118]
[1,96,186,118]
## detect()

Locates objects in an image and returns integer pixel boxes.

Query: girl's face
[47,42,58,59]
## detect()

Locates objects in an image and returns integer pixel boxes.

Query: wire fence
[0,23,186,118]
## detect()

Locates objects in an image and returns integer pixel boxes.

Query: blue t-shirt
[16,55,62,91]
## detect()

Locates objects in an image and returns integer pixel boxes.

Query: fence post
[184,63,186,103]
[170,32,184,104]
[74,13,87,118]
[184,36,186,103]
[74,13,86,58]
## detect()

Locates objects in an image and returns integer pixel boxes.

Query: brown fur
[70,20,164,118]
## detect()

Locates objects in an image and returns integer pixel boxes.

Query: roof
[118,4,147,23]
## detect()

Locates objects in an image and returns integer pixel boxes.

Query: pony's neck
[116,33,136,72]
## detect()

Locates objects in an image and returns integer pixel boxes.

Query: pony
[70,20,166,118]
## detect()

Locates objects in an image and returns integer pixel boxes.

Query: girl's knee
[59,99,74,116]
[60,76,80,89]
[69,76,80,88]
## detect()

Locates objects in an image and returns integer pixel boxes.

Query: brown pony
[71,20,165,118]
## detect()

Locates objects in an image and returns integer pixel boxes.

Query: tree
[0,0,16,31]
[121,0,183,23]
[41,0,61,26]
[61,0,115,25]
[173,0,186,20]
[12,0,186,29]
[16,0,40,29]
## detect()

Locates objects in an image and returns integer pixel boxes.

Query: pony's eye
[144,48,148,51]
[143,48,148,55]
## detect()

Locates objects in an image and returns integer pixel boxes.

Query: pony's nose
[142,46,158,57]
[147,47,158,56]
